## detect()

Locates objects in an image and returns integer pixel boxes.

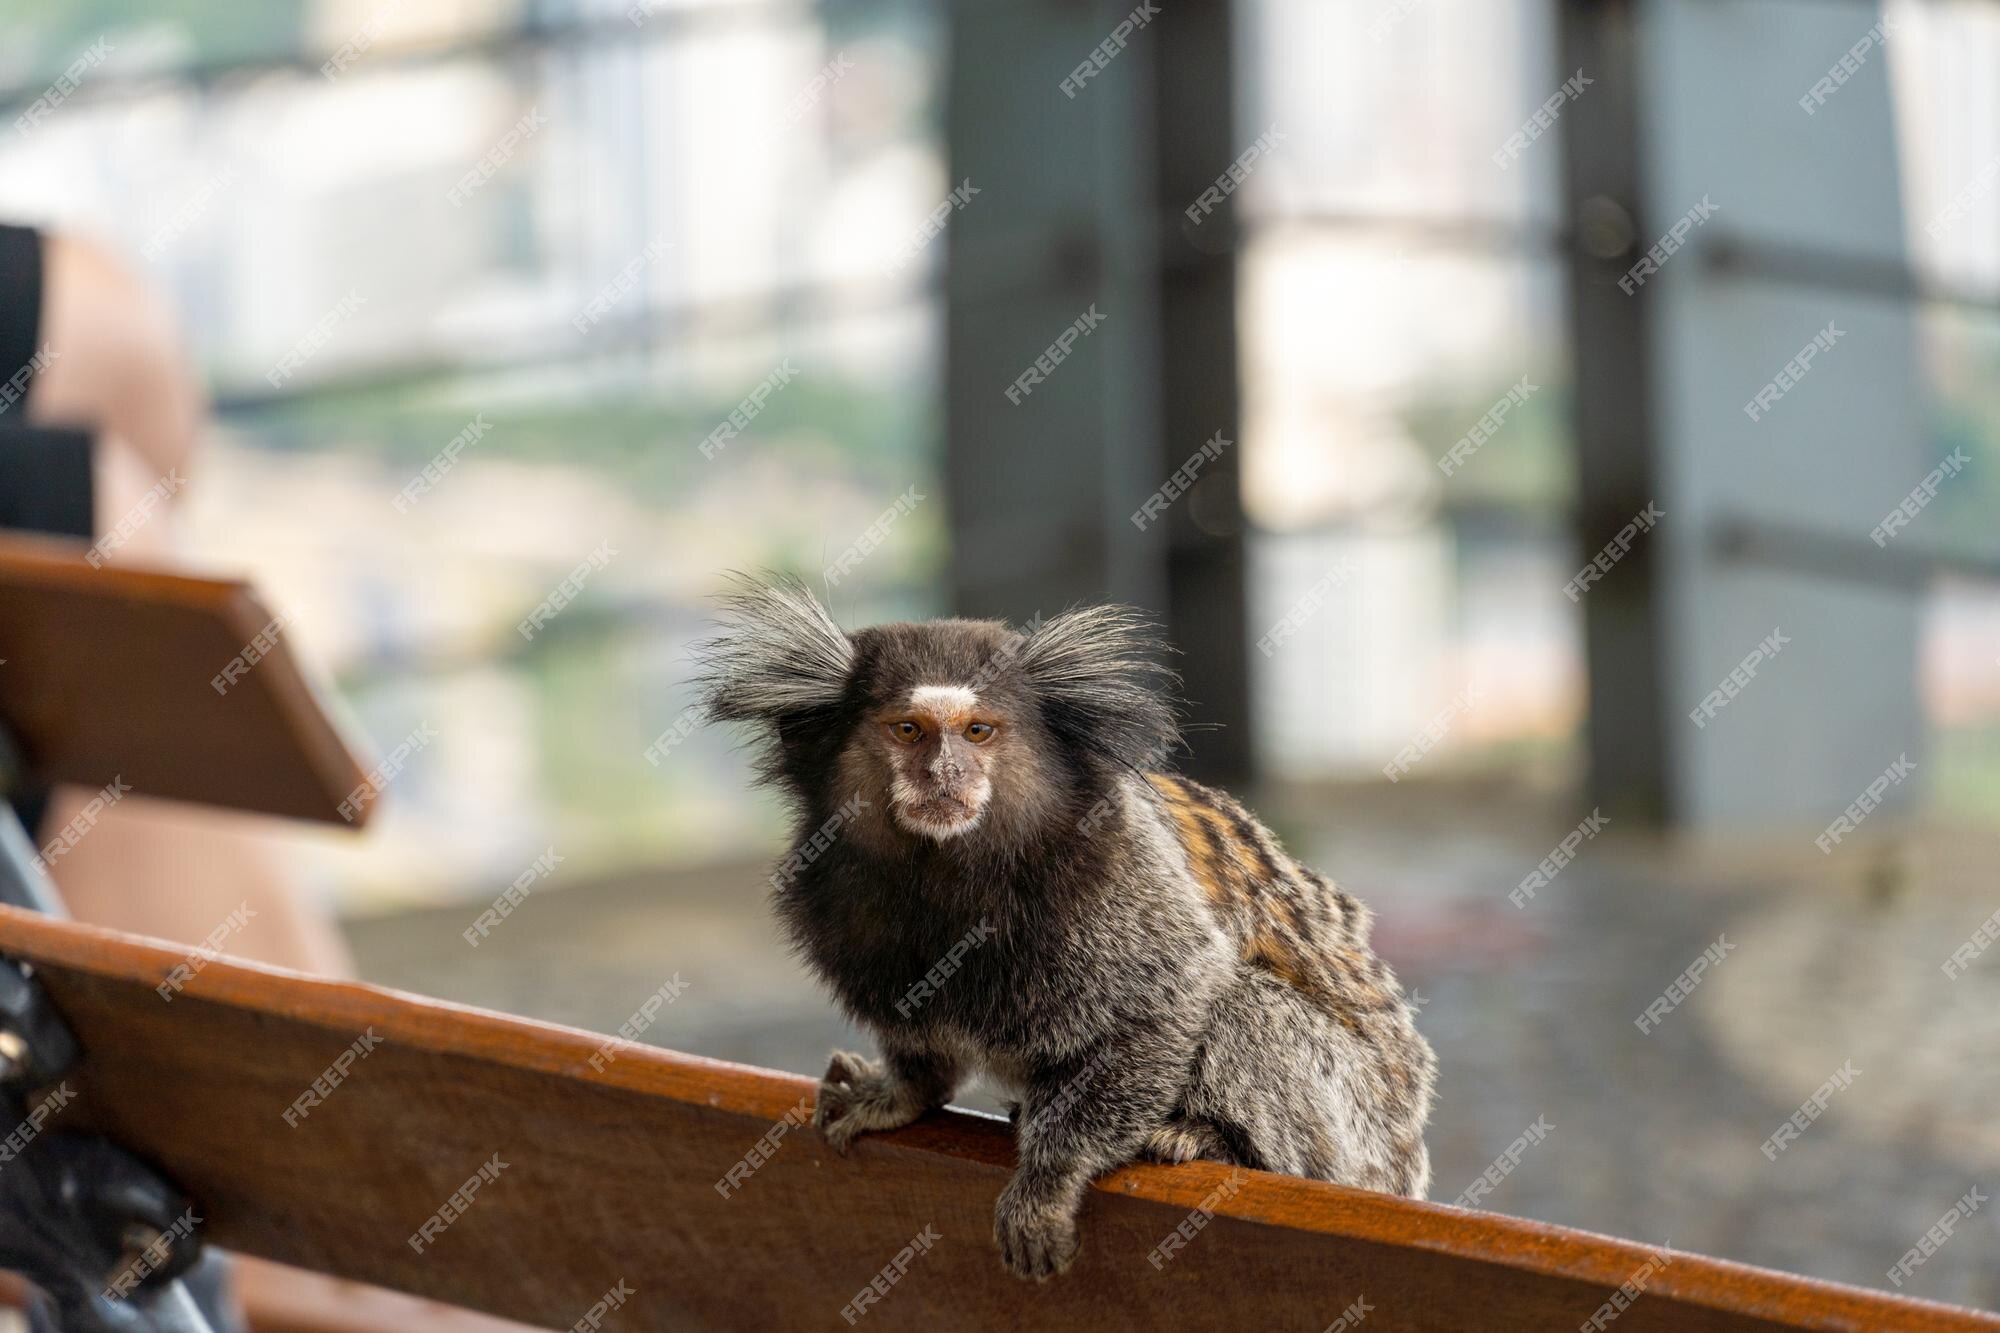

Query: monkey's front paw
[813,1050,921,1155]
[993,1188,1080,1281]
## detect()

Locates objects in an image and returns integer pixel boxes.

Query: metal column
[944,0,1251,784]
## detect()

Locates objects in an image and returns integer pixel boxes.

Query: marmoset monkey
[694,577,1434,1280]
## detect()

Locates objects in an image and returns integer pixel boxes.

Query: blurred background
[3,0,1998,1312]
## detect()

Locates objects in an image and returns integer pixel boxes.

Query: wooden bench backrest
[2,906,1987,1332]
[0,534,369,824]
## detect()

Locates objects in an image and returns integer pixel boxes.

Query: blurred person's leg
[45,779,355,976]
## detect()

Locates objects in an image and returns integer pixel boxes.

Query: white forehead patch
[909,684,978,715]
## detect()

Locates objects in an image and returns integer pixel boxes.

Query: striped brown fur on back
[1145,773,1403,1031]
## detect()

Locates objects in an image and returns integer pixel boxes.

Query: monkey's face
[829,620,1062,848]
[871,684,1002,841]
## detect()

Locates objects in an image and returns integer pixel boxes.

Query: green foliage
[228,369,936,504]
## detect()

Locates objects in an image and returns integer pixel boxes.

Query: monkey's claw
[813,1050,877,1154]
[813,1050,924,1155]
[993,1189,1080,1281]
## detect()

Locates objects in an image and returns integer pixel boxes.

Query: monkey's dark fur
[694,576,1435,1280]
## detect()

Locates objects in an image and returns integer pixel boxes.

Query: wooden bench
[0,532,1993,1331]
[0,530,367,827]
[2,906,1990,1331]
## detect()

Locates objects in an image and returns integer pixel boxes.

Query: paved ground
[347,771,2000,1314]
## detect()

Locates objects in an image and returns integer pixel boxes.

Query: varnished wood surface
[0,532,370,825]
[1,905,1990,1332]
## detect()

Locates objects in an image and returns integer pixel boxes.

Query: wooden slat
[0,532,370,825]
[1,905,1990,1333]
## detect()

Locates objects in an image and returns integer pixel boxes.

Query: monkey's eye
[889,720,925,744]
[964,722,995,744]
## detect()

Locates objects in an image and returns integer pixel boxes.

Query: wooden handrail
[2,904,1990,1332]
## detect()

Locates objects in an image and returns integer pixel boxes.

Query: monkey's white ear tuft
[693,573,854,724]
[1016,603,1181,771]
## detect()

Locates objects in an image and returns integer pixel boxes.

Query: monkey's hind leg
[1179,971,1433,1198]
[1135,1115,1243,1167]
